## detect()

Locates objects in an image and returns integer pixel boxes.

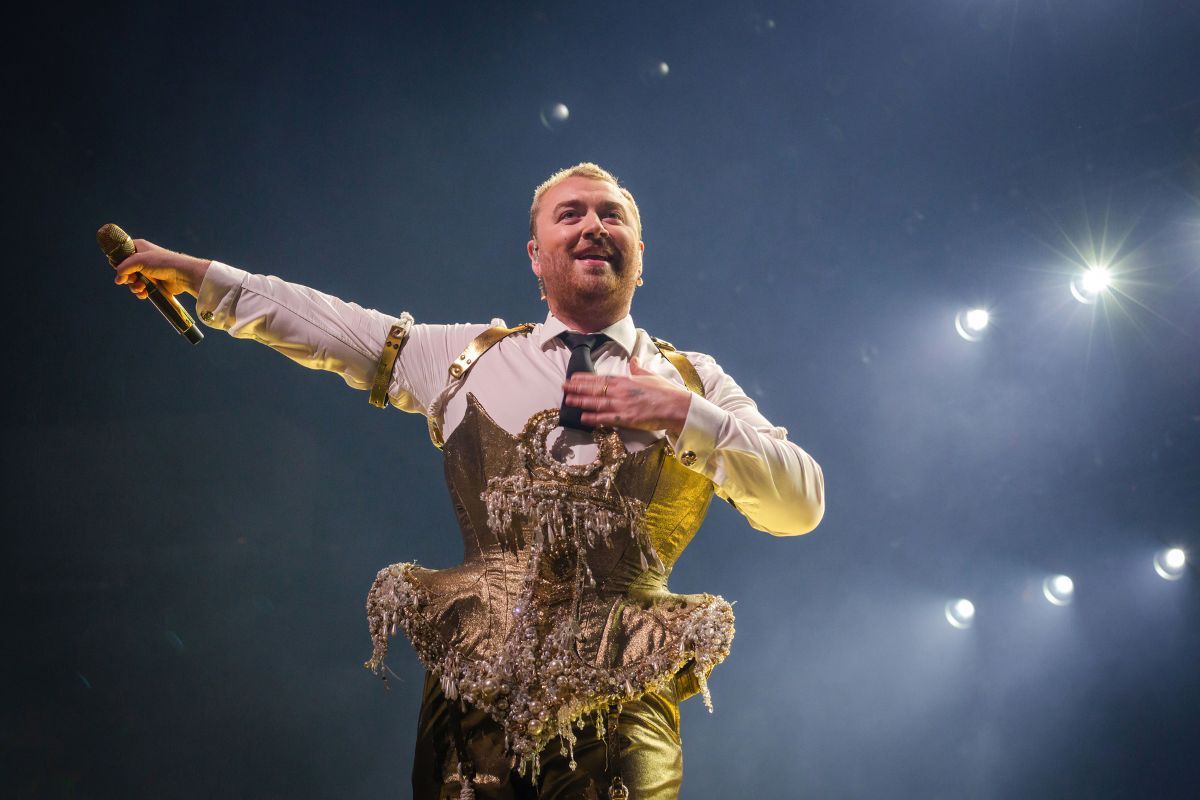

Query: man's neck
[549,303,630,334]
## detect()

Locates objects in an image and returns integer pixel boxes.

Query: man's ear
[528,239,541,276]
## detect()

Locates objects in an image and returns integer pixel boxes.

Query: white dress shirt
[195,261,824,535]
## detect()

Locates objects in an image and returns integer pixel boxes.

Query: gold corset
[365,390,735,778]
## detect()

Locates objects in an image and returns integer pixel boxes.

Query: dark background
[7,1,1199,797]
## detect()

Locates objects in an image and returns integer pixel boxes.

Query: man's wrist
[182,256,212,297]
[663,392,692,438]
[668,392,724,471]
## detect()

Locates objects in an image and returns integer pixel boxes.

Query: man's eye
[559,210,579,220]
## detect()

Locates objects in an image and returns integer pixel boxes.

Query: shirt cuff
[195,261,248,329]
[668,392,725,472]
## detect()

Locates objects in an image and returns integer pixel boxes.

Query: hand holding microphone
[98,224,210,344]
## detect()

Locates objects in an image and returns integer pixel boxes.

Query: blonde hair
[529,162,642,240]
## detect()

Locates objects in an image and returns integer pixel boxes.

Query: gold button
[679,450,697,467]
[201,310,214,322]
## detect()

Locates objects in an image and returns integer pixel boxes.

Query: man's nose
[582,212,610,238]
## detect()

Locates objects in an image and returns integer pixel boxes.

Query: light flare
[954,307,991,342]
[1154,548,1187,580]
[1042,574,1075,606]
[945,598,976,629]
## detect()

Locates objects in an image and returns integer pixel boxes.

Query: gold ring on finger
[602,380,610,397]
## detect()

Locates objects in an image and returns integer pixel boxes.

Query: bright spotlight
[945,598,976,629]
[1070,264,1112,304]
[1042,574,1074,606]
[1154,548,1187,581]
[1081,266,1110,293]
[954,308,990,342]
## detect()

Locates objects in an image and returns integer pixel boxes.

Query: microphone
[97,224,203,344]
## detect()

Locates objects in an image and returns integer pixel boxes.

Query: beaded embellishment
[365,409,735,778]
[483,409,662,575]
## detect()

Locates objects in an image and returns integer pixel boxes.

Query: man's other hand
[563,358,693,437]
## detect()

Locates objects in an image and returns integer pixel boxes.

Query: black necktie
[558,331,609,431]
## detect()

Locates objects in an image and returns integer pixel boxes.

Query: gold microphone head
[96,223,136,267]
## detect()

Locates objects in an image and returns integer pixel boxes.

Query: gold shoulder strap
[651,336,704,395]
[368,316,413,409]
[427,322,535,448]
[448,323,535,380]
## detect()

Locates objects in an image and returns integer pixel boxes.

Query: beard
[541,243,640,308]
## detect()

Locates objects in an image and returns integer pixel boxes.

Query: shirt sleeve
[194,261,485,414]
[666,351,825,536]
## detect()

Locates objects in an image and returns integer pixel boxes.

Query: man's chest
[437,341,666,463]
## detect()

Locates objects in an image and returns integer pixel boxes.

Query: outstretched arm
[113,241,405,399]
[110,241,478,414]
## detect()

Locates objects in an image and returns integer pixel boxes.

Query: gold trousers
[412,672,684,799]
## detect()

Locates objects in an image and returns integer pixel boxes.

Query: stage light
[640,61,671,84]
[954,307,990,342]
[1154,547,1187,580]
[1042,574,1074,606]
[1070,264,1112,304]
[945,598,975,629]
[1082,266,1110,293]
[539,102,570,130]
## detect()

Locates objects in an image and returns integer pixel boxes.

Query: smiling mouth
[574,251,615,264]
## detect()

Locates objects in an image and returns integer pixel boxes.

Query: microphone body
[97,224,203,344]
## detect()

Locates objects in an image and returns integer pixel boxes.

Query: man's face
[527,177,644,312]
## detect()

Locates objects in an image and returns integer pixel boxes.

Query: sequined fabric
[366,394,735,778]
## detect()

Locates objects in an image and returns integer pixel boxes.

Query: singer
[111,163,825,800]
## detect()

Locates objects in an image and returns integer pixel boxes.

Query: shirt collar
[536,310,638,357]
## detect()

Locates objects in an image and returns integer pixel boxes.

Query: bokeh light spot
[539,102,570,131]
